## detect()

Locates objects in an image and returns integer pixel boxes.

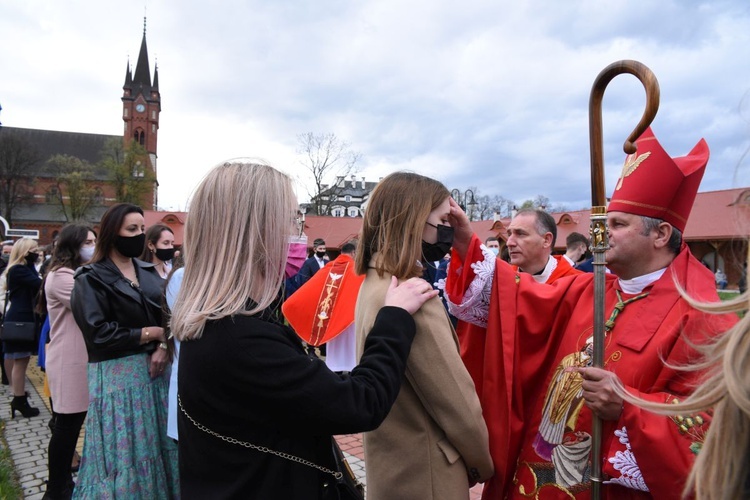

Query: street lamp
[450,188,478,213]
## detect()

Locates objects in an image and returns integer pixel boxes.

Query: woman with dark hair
[2,237,42,418]
[40,223,95,499]
[70,203,178,498]
[139,224,175,279]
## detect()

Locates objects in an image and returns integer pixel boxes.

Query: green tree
[45,154,98,221]
[0,133,40,226]
[100,138,156,207]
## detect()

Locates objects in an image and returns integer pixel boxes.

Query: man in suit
[295,238,329,289]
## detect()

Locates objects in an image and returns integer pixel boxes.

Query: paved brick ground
[3,361,484,499]
[1,363,53,500]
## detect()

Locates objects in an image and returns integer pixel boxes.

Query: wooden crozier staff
[587,60,659,500]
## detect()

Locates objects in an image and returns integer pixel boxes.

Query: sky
[1,0,749,212]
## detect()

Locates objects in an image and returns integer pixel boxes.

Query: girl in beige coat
[355,172,494,499]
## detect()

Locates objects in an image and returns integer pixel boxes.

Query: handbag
[1,321,37,342]
[1,290,37,342]
[178,395,365,500]
[321,439,365,500]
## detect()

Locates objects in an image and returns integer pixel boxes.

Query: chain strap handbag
[178,395,364,500]
[1,289,37,342]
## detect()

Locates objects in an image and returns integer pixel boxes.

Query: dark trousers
[45,411,86,499]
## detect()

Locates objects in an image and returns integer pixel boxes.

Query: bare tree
[0,133,40,226]
[297,133,361,215]
[100,138,156,207]
[45,154,97,222]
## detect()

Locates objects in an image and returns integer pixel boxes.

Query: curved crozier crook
[589,60,660,207]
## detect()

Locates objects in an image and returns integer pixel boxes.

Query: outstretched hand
[384,276,439,315]
[447,197,472,261]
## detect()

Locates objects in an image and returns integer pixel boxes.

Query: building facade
[310,175,379,217]
[0,21,160,244]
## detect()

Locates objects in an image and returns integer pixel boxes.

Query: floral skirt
[73,353,179,499]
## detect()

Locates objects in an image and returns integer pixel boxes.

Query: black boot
[10,394,40,418]
[49,397,57,431]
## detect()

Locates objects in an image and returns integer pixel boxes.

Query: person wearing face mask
[484,236,501,257]
[70,203,178,498]
[37,224,95,499]
[293,238,329,291]
[139,224,176,280]
[1,237,42,418]
[354,172,494,499]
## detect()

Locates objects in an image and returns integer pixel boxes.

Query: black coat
[71,258,163,363]
[3,263,42,353]
[178,306,416,499]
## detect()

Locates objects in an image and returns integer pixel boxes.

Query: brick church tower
[122,18,161,207]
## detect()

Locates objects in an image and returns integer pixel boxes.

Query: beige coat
[355,262,493,500]
[45,268,89,414]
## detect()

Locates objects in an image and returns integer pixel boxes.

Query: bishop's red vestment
[446,236,735,499]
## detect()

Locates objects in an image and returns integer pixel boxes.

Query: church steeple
[121,17,161,209]
[123,59,133,88]
[132,21,152,87]
[153,62,159,91]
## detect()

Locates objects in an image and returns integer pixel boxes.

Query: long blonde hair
[170,160,297,340]
[355,172,449,278]
[615,290,750,499]
[1,238,38,290]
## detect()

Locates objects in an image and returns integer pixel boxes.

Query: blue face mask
[489,247,500,256]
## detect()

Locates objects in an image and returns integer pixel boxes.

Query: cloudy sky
[1,0,749,212]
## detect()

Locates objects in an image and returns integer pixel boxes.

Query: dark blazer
[296,256,328,287]
[178,306,416,499]
[71,258,163,363]
[4,263,43,352]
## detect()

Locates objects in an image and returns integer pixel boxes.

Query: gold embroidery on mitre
[615,151,651,190]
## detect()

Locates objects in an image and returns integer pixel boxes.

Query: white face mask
[80,245,96,263]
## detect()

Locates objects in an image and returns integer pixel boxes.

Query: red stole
[282,254,364,346]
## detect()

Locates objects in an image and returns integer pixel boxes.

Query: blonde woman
[2,237,41,418]
[613,291,750,499]
[355,172,494,499]
[172,160,438,499]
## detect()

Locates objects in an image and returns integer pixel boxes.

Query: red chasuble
[282,254,364,346]
[447,235,735,499]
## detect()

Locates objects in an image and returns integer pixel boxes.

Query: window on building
[132,161,145,178]
[93,188,104,205]
[134,129,145,145]
[345,195,351,202]
[333,208,343,217]
[45,186,59,203]
[348,207,358,217]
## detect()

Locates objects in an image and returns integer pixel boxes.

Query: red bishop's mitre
[607,127,709,232]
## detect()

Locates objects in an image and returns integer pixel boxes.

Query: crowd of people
[0,126,748,500]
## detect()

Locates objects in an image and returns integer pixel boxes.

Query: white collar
[521,255,557,284]
[618,267,667,294]
[563,254,576,266]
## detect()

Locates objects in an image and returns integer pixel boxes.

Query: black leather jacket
[71,258,164,363]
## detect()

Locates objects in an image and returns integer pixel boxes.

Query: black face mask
[422,223,454,262]
[114,233,146,258]
[25,253,39,265]
[316,251,326,259]
[155,248,176,262]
